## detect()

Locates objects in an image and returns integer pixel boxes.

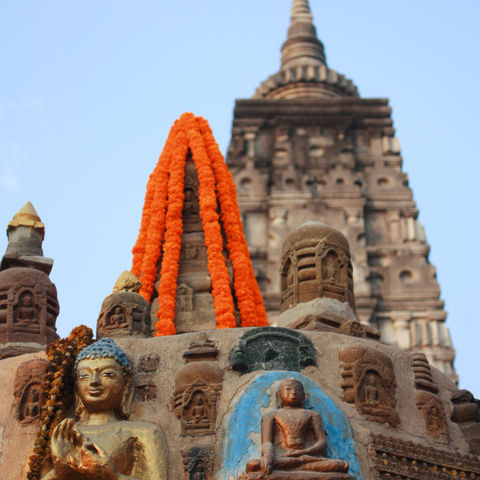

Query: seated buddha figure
[42,338,167,480]
[245,379,353,479]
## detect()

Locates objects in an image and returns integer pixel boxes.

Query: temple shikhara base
[0,2,477,480]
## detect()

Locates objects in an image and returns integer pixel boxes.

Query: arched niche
[219,371,361,480]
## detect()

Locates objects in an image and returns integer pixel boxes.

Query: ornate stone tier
[0,328,468,480]
[253,65,359,100]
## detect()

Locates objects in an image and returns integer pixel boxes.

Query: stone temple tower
[226,0,455,380]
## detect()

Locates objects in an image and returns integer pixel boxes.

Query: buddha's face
[279,380,305,407]
[76,358,125,414]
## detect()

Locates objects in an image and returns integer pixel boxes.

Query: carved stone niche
[451,389,480,455]
[0,267,59,348]
[230,327,317,374]
[172,335,223,436]
[369,433,480,480]
[182,447,213,480]
[280,222,355,313]
[416,391,448,440]
[339,346,399,427]
[137,353,160,373]
[13,358,49,424]
[97,284,151,338]
[411,353,448,440]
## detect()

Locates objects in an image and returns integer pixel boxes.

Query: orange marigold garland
[185,114,237,329]
[197,117,267,327]
[26,326,94,480]
[131,112,267,334]
[154,129,189,335]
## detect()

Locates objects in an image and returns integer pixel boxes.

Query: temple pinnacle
[281,0,326,69]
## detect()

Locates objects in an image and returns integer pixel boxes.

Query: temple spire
[281,0,326,69]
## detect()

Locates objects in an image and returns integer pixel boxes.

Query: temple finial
[281,0,326,69]
[1,202,53,273]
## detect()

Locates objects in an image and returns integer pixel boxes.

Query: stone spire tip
[8,202,44,230]
[281,0,326,69]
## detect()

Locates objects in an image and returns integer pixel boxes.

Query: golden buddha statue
[243,379,354,480]
[41,338,167,480]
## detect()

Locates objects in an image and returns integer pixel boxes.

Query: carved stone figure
[97,272,151,338]
[0,268,59,348]
[339,346,399,427]
[416,391,448,440]
[41,338,167,480]
[13,359,49,424]
[230,327,316,374]
[172,344,223,436]
[176,284,194,313]
[410,353,448,440]
[239,379,354,480]
[14,290,39,329]
[172,366,222,436]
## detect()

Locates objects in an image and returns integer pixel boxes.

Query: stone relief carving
[182,155,202,233]
[97,272,151,338]
[136,382,158,402]
[0,268,59,346]
[137,353,160,373]
[411,353,448,440]
[238,379,354,480]
[176,284,194,313]
[339,346,399,427]
[280,223,354,312]
[369,433,480,480]
[40,338,167,480]
[172,335,222,436]
[230,327,316,374]
[182,447,212,480]
[13,358,49,424]
[416,391,448,440]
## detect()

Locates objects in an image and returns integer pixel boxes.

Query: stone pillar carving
[0,203,59,357]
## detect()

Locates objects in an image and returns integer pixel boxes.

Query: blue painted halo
[220,371,361,480]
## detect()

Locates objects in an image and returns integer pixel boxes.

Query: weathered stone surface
[369,433,480,479]
[13,358,49,424]
[451,389,480,454]
[97,289,151,338]
[280,222,355,313]
[0,267,59,348]
[182,447,212,480]
[0,329,467,480]
[230,327,316,373]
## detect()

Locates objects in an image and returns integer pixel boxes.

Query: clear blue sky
[1,1,479,396]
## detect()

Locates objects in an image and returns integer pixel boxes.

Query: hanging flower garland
[131,112,267,334]
[26,326,93,480]
[185,114,237,329]
[154,128,189,335]
[197,117,267,327]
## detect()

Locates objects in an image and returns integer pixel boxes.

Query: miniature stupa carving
[131,113,267,335]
